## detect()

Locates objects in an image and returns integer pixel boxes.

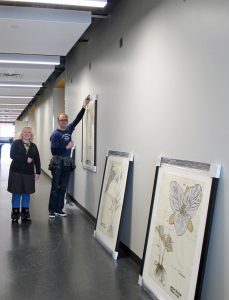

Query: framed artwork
[94,150,133,259]
[82,94,97,172]
[139,157,221,300]
[66,147,76,197]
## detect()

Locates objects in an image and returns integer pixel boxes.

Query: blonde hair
[18,126,34,142]
[58,113,68,121]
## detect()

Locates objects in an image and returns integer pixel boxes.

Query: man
[48,96,90,218]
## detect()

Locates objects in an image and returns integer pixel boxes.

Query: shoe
[55,210,67,217]
[49,212,55,218]
[12,217,19,223]
[21,208,31,222]
[11,208,20,223]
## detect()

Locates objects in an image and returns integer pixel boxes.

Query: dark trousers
[48,161,71,213]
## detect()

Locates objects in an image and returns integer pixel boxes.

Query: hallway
[0,144,151,300]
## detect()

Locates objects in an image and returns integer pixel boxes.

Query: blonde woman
[7,126,41,223]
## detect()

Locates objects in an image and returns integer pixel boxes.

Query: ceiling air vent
[0,73,23,79]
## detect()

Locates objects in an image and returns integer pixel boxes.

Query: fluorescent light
[0,114,19,116]
[0,109,23,111]
[0,104,27,106]
[0,60,57,65]
[0,54,60,65]
[0,82,42,88]
[2,0,107,8]
[0,96,32,99]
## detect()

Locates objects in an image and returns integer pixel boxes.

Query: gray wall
[53,87,65,130]
[35,88,54,175]
[64,0,228,299]
[34,86,64,175]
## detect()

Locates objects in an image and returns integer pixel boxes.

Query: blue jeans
[12,194,30,208]
[48,160,71,213]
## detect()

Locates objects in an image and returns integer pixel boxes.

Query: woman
[8,126,41,223]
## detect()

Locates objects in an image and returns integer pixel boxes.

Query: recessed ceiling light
[0,108,23,110]
[0,104,27,106]
[0,96,32,99]
[0,0,107,8]
[0,113,19,116]
[0,82,42,88]
[0,54,60,66]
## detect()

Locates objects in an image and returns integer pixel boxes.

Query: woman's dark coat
[7,139,41,194]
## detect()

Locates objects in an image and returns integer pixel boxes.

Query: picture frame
[139,157,221,300]
[82,94,97,172]
[66,146,76,197]
[94,150,133,259]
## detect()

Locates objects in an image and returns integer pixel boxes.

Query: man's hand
[83,95,90,108]
[66,141,74,150]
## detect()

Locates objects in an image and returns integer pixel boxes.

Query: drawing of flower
[169,181,202,236]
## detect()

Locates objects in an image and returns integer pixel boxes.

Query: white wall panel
[35,88,53,175]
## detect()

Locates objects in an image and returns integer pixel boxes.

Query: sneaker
[55,210,67,217]
[49,212,55,218]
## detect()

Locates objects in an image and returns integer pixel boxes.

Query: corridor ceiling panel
[0,87,40,96]
[0,64,55,83]
[0,6,91,55]
[0,4,92,122]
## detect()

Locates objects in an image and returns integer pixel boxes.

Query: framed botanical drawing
[82,94,97,172]
[66,147,76,197]
[94,150,133,259]
[139,157,221,300]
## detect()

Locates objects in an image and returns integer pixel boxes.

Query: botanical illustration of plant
[154,225,173,284]
[100,162,123,238]
[84,102,95,165]
[169,181,202,236]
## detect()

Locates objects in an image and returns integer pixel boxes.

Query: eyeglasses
[58,119,68,122]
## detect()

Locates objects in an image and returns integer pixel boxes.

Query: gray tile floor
[0,144,152,300]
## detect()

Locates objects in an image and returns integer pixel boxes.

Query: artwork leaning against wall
[139,157,221,300]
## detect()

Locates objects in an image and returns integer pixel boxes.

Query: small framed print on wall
[139,157,221,300]
[82,94,97,172]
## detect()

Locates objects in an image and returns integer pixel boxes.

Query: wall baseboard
[66,193,142,266]
[66,193,96,223]
[41,169,51,178]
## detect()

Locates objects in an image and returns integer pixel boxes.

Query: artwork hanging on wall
[82,94,97,172]
[94,150,133,259]
[139,157,221,300]
[66,147,76,197]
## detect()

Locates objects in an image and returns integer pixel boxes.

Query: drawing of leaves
[154,225,173,284]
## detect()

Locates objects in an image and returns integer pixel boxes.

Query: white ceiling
[0,4,92,122]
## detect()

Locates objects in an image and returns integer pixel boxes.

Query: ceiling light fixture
[0,96,32,99]
[0,108,23,110]
[0,82,42,88]
[0,54,60,66]
[0,114,20,116]
[0,115,19,117]
[0,103,27,106]
[1,0,107,8]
